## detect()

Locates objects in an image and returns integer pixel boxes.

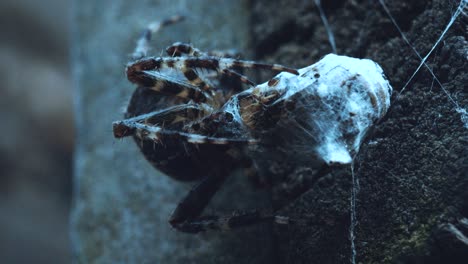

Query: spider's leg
[154,57,299,75]
[166,42,241,58]
[172,210,275,233]
[129,57,299,76]
[128,57,297,93]
[127,58,216,97]
[169,172,311,233]
[214,57,299,75]
[115,121,257,145]
[165,44,233,93]
[132,15,185,60]
[165,45,252,93]
[113,104,207,138]
[169,171,229,231]
[222,69,255,87]
[180,68,214,92]
[168,170,273,233]
[166,42,205,57]
[169,166,331,233]
[172,209,323,233]
[180,63,253,94]
[127,67,213,103]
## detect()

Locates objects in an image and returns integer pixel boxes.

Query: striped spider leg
[166,42,241,58]
[132,15,185,60]
[165,42,251,92]
[127,55,298,98]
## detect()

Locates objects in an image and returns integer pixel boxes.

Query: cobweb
[379,0,468,128]
[315,0,468,263]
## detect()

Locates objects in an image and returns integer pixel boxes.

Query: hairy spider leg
[169,162,336,233]
[118,121,257,145]
[166,42,205,57]
[221,69,255,86]
[169,168,313,233]
[113,104,207,138]
[166,43,255,90]
[169,171,230,232]
[129,56,298,95]
[180,67,215,93]
[180,66,255,94]
[127,56,298,104]
[127,16,216,104]
[173,210,275,233]
[172,207,333,233]
[132,15,185,60]
[126,63,214,103]
[129,16,216,102]
[165,43,223,93]
[166,42,241,58]
[140,57,299,75]
[167,169,275,233]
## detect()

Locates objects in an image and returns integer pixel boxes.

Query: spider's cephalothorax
[113,17,392,233]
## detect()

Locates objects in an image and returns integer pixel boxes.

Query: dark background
[0,0,72,263]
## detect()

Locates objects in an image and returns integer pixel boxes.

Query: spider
[113,16,300,233]
[113,16,392,233]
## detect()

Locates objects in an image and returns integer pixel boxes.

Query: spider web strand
[379,0,466,109]
[314,0,337,54]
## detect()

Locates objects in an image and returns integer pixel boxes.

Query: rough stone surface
[251,0,467,263]
[71,1,274,263]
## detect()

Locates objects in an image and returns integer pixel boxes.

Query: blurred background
[0,0,73,263]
